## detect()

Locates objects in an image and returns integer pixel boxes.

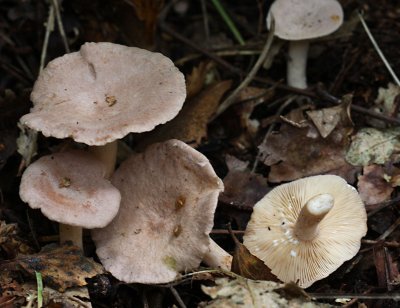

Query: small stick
[358,11,400,86]
[211,19,275,120]
[169,286,187,308]
[51,0,70,53]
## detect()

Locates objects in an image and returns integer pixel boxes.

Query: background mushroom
[92,139,231,283]
[19,150,121,249]
[267,0,343,89]
[20,42,186,177]
[243,174,367,288]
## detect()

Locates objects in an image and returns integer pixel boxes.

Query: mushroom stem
[59,224,83,249]
[287,40,310,89]
[203,239,233,271]
[293,193,334,241]
[89,141,118,178]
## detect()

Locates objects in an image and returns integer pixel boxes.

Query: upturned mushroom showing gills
[20,42,186,177]
[19,150,121,249]
[92,139,232,284]
[243,175,367,288]
[267,0,343,89]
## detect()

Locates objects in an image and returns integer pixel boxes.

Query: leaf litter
[2,0,400,307]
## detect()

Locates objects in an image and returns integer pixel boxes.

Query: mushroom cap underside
[243,174,367,288]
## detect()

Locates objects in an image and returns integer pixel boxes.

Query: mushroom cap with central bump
[20,42,186,145]
[243,175,367,288]
[267,0,343,41]
[92,139,224,284]
[19,150,121,228]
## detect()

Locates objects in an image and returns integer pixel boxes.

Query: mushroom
[243,174,367,288]
[20,42,186,177]
[267,0,343,89]
[92,139,232,283]
[19,150,121,249]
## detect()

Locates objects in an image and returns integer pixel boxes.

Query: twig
[362,239,400,248]
[251,95,297,172]
[210,0,245,45]
[200,0,210,41]
[211,19,275,120]
[308,293,400,300]
[358,11,400,86]
[211,229,245,235]
[51,0,70,53]
[367,196,400,217]
[169,286,187,308]
[376,216,400,241]
[40,4,55,73]
[159,22,242,76]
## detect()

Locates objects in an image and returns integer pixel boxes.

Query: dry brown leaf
[306,99,352,138]
[0,220,34,258]
[259,106,357,183]
[219,155,270,210]
[231,238,278,281]
[136,80,232,148]
[186,61,216,99]
[0,243,104,292]
[357,165,393,205]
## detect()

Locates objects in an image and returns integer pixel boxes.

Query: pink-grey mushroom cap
[20,42,186,145]
[267,0,343,41]
[92,139,224,284]
[243,175,367,288]
[19,150,121,228]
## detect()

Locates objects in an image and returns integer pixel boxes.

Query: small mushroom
[243,175,367,288]
[19,150,121,249]
[267,0,343,89]
[92,139,232,283]
[20,42,186,177]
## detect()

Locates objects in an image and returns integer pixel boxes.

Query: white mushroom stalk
[59,224,83,249]
[203,239,233,271]
[293,193,334,241]
[267,0,344,90]
[287,41,310,89]
[89,141,118,179]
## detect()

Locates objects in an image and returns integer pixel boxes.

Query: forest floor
[1,0,400,307]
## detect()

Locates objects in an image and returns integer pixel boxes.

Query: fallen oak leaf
[0,243,104,292]
[230,229,278,281]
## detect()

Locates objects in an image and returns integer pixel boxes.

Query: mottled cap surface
[92,139,223,284]
[21,42,186,145]
[20,150,121,228]
[267,0,343,40]
[243,175,367,288]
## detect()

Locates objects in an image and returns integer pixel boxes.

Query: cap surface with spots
[19,150,121,228]
[92,139,224,283]
[21,42,186,145]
